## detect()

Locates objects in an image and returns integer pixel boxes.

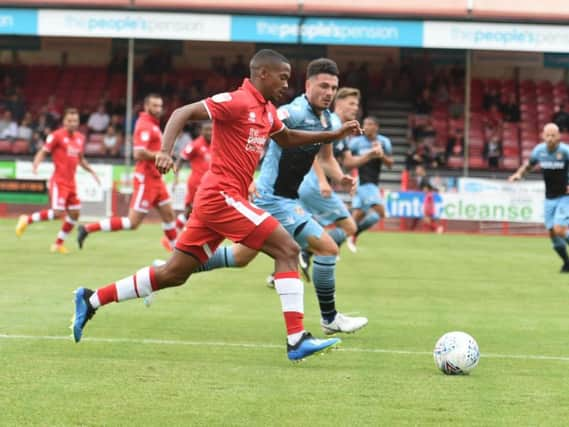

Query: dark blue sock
[552,236,569,264]
[312,255,337,323]
[356,211,380,236]
[194,247,236,273]
[328,227,347,247]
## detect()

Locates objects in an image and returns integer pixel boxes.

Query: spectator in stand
[484,134,502,170]
[0,110,18,140]
[109,113,125,133]
[6,87,25,122]
[414,88,433,115]
[414,117,437,142]
[34,111,53,140]
[448,93,464,119]
[103,125,121,157]
[87,103,110,134]
[552,104,569,132]
[410,139,434,168]
[229,54,248,79]
[446,127,464,159]
[30,131,43,154]
[500,93,520,123]
[483,87,501,111]
[486,104,503,128]
[17,112,34,142]
[45,95,62,122]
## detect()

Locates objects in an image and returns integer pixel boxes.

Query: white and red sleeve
[202,92,241,122]
[133,124,151,151]
[43,132,59,152]
[269,104,285,136]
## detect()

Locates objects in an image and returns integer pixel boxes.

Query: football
[433,331,480,375]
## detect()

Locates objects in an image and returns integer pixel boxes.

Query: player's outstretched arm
[79,154,101,185]
[157,102,210,175]
[273,120,362,148]
[508,162,531,182]
[31,147,47,174]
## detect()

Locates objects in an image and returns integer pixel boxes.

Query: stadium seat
[502,157,520,170]
[11,140,30,154]
[468,157,486,169]
[0,139,11,153]
[84,141,105,156]
[447,156,463,168]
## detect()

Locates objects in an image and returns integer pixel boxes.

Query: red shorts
[175,189,279,263]
[50,181,81,211]
[184,175,204,207]
[130,176,171,213]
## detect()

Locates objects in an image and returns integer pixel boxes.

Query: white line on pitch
[1,333,569,362]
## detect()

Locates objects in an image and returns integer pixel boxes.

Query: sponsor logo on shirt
[540,161,565,169]
[245,128,267,154]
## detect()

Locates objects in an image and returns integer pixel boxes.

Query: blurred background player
[191,59,368,335]
[347,116,394,250]
[77,94,178,251]
[174,122,212,231]
[72,49,363,361]
[298,87,383,262]
[15,108,100,254]
[509,123,569,272]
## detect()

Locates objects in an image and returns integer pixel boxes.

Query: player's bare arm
[311,159,332,198]
[79,154,101,185]
[273,120,362,148]
[317,144,357,195]
[156,102,210,174]
[133,148,158,162]
[31,147,48,174]
[508,162,532,181]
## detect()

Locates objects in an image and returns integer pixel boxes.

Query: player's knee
[553,225,566,238]
[233,248,255,267]
[343,219,357,236]
[280,239,300,262]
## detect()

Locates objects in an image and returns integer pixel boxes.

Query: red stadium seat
[11,140,30,154]
[468,157,486,169]
[84,141,105,156]
[447,156,463,168]
[0,139,11,153]
[501,157,520,170]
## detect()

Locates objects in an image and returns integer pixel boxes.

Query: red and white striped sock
[28,209,55,224]
[89,266,158,309]
[274,271,305,345]
[85,217,131,233]
[162,221,177,248]
[55,215,76,245]
[176,213,187,231]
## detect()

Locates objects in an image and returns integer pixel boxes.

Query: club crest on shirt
[248,112,256,123]
[557,152,563,160]
[277,107,289,121]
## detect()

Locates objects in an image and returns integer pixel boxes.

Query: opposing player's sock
[552,236,569,264]
[28,209,55,224]
[84,217,132,233]
[176,213,187,231]
[193,246,236,273]
[312,255,338,323]
[274,271,305,346]
[328,227,347,247]
[162,221,177,249]
[88,266,158,308]
[356,211,380,236]
[55,215,76,245]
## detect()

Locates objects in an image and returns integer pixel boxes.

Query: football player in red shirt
[72,50,361,361]
[77,94,178,251]
[174,122,212,231]
[15,108,100,254]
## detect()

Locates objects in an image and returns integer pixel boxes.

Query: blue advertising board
[0,9,37,35]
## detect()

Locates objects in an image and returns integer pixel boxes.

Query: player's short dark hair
[144,93,162,105]
[306,58,339,79]
[364,116,380,126]
[250,49,290,71]
[336,87,360,100]
[63,108,79,118]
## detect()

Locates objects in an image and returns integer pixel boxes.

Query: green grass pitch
[2,218,569,426]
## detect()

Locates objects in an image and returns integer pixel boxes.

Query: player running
[72,49,362,361]
[187,59,369,335]
[15,108,100,254]
[297,87,383,275]
[174,122,212,231]
[509,123,569,272]
[346,116,394,250]
[77,94,178,252]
